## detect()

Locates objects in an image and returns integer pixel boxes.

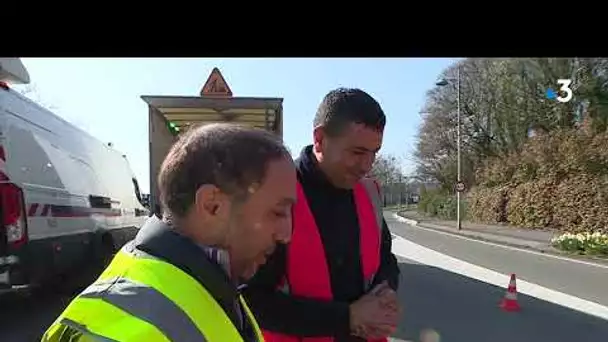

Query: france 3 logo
[545,79,573,103]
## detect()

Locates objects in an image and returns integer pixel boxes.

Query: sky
[14,58,459,193]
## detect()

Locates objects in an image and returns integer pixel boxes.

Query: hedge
[466,129,608,233]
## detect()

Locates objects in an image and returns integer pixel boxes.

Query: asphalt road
[0,289,73,341]
[392,258,608,341]
[1,214,607,342]
[386,212,608,342]
[385,212,608,307]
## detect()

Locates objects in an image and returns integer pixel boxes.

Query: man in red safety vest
[243,88,401,342]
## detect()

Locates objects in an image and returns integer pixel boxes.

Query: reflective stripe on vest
[41,244,264,342]
[263,178,387,342]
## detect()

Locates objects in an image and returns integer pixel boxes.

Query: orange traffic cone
[500,273,521,312]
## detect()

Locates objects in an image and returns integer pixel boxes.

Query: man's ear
[313,126,325,153]
[194,184,226,218]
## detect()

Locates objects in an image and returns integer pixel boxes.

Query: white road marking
[390,233,608,321]
[390,213,608,270]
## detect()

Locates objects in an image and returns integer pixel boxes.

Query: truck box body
[142,93,284,216]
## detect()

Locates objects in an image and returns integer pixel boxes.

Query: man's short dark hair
[313,87,386,137]
[157,123,291,218]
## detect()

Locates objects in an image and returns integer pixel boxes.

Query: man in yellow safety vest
[41,123,297,342]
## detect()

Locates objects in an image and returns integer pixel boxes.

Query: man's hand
[371,281,400,312]
[349,282,401,339]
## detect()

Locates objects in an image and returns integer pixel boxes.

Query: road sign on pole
[455,181,466,193]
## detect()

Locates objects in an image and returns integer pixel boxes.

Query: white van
[0,58,148,293]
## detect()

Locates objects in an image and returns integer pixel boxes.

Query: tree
[413,57,608,189]
[369,153,404,185]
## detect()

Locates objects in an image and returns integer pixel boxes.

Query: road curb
[392,212,608,265]
[392,212,549,249]
[392,212,558,254]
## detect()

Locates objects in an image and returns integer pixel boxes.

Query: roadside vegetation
[416,185,464,221]
[412,58,608,255]
[551,232,608,256]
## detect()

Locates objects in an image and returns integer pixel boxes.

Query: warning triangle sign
[200,67,233,97]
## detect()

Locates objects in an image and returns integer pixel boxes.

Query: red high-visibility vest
[262,178,388,342]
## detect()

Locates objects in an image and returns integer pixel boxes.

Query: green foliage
[415,58,608,230]
[420,183,428,197]
[551,232,608,256]
[415,58,608,190]
[417,188,465,220]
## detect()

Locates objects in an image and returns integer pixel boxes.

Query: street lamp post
[398,173,403,212]
[436,65,462,231]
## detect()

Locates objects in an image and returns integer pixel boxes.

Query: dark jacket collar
[133,216,241,315]
[296,145,351,195]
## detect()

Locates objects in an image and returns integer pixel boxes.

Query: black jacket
[128,216,260,342]
[242,145,400,342]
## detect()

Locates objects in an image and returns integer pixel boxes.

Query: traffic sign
[455,181,466,192]
[200,67,233,97]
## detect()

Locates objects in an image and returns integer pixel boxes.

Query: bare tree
[369,153,404,185]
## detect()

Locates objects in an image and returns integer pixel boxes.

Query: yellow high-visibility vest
[41,245,264,342]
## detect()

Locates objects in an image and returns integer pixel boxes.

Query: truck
[142,67,284,216]
[0,58,149,294]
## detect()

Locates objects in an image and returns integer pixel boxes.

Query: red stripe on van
[40,204,50,217]
[27,203,122,218]
[28,203,39,216]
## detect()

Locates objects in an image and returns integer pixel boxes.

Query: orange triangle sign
[200,67,233,97]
